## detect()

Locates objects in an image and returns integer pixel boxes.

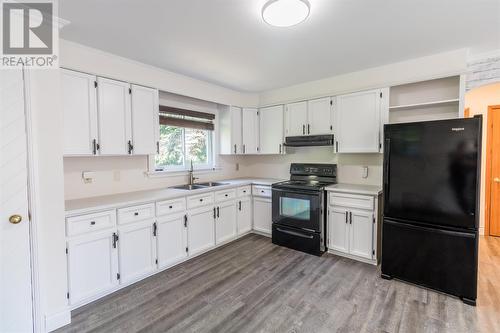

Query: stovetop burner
[272,163,337,191]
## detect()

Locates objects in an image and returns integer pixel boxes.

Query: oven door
[272,187,321,232]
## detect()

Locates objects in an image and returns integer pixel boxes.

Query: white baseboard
[479,227,485,236]
[45,309,71,332]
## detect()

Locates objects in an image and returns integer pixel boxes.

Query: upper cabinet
[130,84,159,155]
[259,105,284,154]
[285,98,333,137]
[285,101,308,136]
[335,89,388,153]
[242,108,259,154]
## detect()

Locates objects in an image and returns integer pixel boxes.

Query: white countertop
[65,178,283,216]
[325,183,382,196]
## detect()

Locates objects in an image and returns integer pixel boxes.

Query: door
[231,106,243,154]
[242,107,259,154]
[61,69,99,155]
[188,206,216,256]
[97,77,132,155]
[118,220,157,284]
[130,84,159,155]
[336,89,381,153]
[259,105,284,154]
[328,207,349,253]
[253,197,272,234]
[272,188,321,231]
[489,107,500,236]
[157,214,188,269]
[237,198,252,235]
[67,231,119,305]
[216,201,237,244]
[285,101,308,137]
[308,97,333,135]
[349,209,373,259]
[0,69,34,331]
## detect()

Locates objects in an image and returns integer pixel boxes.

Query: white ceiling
[60,0,500,92]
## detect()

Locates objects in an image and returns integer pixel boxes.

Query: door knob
[494,177,500,183]
[9,214,22,224]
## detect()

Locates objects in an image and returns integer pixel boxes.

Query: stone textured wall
[467,54,500,90]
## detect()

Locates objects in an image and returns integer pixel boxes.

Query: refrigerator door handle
[383,138,391,207]
[383,219,476,238]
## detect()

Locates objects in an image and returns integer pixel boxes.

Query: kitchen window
[154,106,215,172]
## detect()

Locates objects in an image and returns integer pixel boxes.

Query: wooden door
[328,207,349,253]
[242,107,259,154]
[259,105,284,154]
[0,69,34,331]
[349,209,374,259]
[61,69,99,155]
[156,213,188,269]
[97,77,132,155]
[215,201,237,244]
[237,197,252,235]
[308,97,333,135]
[187,206,216,256]
[230,106,243,154]
[253,197,272,234]
[489,106,500,236]
[130,84,159,155]
[285,101,308,137]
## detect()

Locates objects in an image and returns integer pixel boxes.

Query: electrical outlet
[82,171,95,184]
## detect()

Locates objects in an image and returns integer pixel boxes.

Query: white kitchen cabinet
[237,197,252,235]
[117,220,157,284]
[156,213,188,269]
[335,89,387,153]
[230,107,243,154]
[259,105,284,154]
[285,101,308,136]
[328,207,349,253]
[130,84,159,155]
[308,97,333,135]
[242,107,259,154]
[61,69,99,156]
[96,77,132,155]
[349,209,374,260]
[215,200,237,244]
[253,197,272,234]
[219,106,243,155]
[67,231,119,305]
[187,205,216,256]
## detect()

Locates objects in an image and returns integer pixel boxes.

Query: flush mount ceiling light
[262,0,310,27]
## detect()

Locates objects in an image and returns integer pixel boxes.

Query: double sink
[171,182,229,190]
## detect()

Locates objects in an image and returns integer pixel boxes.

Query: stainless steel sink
[196,182,229,187]
[171,184,207,190]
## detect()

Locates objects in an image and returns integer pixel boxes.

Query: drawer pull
[225,194,228,197]
[169,205,173,209]
[134,212,139,216]
[90,221,96,225]
[199,198,203,202]
[261,190,264,193]
[243,190,246,193]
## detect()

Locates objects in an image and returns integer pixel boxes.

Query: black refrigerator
[381,116,482,306]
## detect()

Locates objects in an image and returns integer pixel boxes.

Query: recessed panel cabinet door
[231,106,243,154]
[253,197,272,234]
[237,198,252,235]
[118,220,157,284]
[328,207,349,253]
[216,201,237,244]
[308,97,333,135]
[188,206,215,256]
[97,77,132,155]
[259,105,284,154]
[130,84,159,155]
[61,69,98,155]
[285,101,308,137]
[242,108,259,154]
[157,214,188,269]
[67,231,119,305]
[336,89,382,153]
[349,209,373,260]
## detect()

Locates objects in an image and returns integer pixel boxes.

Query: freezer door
[384,118,481,230]
[381,219,478,302]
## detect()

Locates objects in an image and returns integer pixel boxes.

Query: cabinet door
[328,207,349,253]
[97,77,132,155]
[308,97,333,135]
[67,231,118,305]
[216,201,237,244]
[336,89,381,153]
[118,220,157,284]
[130,84,159,155]
[231,106,243,154]
[259,105,284,154]
[285,101,308,137]
[349,209,374,260]
[157,214,188,269]
[237,197,252,235]
[242,107,259,154]
[61,69,98,156]
[253,197,272,234]
[188,206,216,256]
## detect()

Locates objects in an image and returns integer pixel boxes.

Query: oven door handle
[271,188,321,196]
[276,227,314,239]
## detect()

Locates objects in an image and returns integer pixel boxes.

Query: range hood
[284,135,334,147]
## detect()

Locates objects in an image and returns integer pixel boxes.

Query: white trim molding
[45,309,71,332]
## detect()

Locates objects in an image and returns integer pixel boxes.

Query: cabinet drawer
[215,189,236,202]
[252,185,272,198]
[237,186,251,197]
[117,203,155,225]
[156,198,186,216]
[329,193,374,211]
[187,193,214,209]
[66,210,116,236]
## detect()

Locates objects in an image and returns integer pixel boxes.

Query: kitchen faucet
[188,160,199,185]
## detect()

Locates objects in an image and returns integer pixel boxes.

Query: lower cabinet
[118,220,157,284]
[253,197,272,234]
[237,197,252,235]
[215,200,237,244]
[67,231,119,305]
[328,207,349,253]
[187,205,216,256]
[156,213,188,269]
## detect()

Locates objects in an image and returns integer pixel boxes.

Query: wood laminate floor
[57,234,500,333]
